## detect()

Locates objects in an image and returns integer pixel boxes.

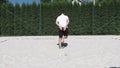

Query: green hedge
[0,2,120,36]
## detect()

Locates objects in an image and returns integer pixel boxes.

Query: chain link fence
[0,3,120,36]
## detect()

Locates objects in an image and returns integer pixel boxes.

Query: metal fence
[0,3,120,36]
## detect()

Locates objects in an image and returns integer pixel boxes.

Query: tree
[14,3,23,35]
[41,0,51,3]
[53,0,67,3]
[41,0,71,3]
[0,0,9,4]
[89,0,120,6]
[98,0,120,6]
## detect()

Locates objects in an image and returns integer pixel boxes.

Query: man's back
[56,14,69,27]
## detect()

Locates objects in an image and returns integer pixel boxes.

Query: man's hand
[63,26,67,31]
[59,26,62,30]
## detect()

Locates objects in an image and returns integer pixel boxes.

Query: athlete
[55,10,70,49]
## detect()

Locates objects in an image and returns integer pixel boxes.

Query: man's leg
[63,28,68,40]
[61,35,65,43]
[58,38,62,48]
[58,28,63,49]
[64,36,68,39]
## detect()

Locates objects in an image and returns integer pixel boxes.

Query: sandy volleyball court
[0,36,120,68]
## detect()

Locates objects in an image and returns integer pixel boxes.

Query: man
[55,10,70,49]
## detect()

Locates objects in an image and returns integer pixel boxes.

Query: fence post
[91,4,94,35]
[39,2,42,35]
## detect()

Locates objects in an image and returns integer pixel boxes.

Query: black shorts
[59,27,68,38]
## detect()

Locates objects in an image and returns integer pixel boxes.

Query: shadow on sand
[57,42,68,48]
[61,43,68,48]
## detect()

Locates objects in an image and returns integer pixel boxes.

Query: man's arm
[56,20,62,30]
[55,20,59,27]
[66,18,70,26]
[63,18,69,31]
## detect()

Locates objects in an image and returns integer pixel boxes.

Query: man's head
[61,10,65,14]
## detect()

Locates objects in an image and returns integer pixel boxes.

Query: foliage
[0,2,120,36]
[41,0,51,3]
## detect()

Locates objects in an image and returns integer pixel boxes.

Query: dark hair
[61,10,65,14]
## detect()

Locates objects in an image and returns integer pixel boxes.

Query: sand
[0,35,120,68]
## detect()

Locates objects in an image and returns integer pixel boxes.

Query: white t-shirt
[56,14,69,27]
